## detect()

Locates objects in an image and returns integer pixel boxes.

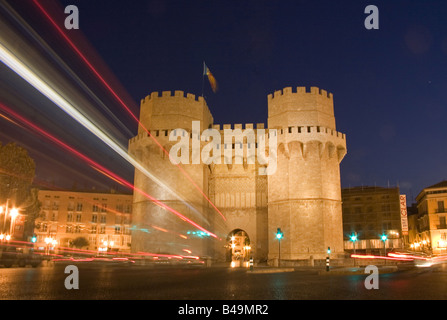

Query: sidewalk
[240,264,399,275]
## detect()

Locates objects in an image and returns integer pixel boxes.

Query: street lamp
[276,228,283,267]
[350,233,358,266]
[45,237,54,255]
[381,234,388,257]
[9,207,19,236]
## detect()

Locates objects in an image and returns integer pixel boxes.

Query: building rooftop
[425,180,447,190]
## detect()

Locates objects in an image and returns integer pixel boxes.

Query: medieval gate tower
[128,86,347,263]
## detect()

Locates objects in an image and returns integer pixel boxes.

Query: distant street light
[350,233,358,266]
[381,234,388,258]
[276,228,283,267]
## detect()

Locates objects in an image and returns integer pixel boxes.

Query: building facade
[411,181,447,255]
[342,186,404,254]
[35,189,133,254]
[128,86,347,263]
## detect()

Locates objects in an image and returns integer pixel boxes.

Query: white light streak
[0,42,208,230]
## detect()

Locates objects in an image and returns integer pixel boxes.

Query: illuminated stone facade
[35,189,133,253]
[412,181,447,254]
[129,86,347,262]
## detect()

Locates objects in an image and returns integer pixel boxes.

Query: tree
[71,236,89,249]
[0,142,38,240]
[0,142,35,205]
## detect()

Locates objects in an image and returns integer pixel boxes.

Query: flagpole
[201,61,205,99]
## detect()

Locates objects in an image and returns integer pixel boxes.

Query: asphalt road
[1,261,447,301]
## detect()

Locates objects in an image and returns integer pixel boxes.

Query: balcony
[436,224,447,230]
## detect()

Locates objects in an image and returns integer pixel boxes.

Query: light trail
[0,0,134,138]
[351,254,413,261]
[0,102,218,238]
[0,41,213,230]
[0,161,190,243]
[30,0,226,222]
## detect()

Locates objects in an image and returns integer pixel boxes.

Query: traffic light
[31,235,37,243]
[350,234,358,242]
[276,228,283,240]
[381,234,387,242]
[327,246,331,254]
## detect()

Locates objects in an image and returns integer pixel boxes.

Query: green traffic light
[381,234,387,241]
[350,234,357,242]
[276,228,283,240]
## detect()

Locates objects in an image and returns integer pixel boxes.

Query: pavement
[243,264,400,275]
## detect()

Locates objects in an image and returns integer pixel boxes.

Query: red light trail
[0,102,218,239]
[30,0,226,222]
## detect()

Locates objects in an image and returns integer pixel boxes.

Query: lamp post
[381,234,388,264]
[1,199,10,235]
[9,207,19,236]
[350,233,358,266]
[276,228,283,268]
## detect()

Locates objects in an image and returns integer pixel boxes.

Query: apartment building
[35,189,133,253]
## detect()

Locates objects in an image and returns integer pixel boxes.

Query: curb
[318,266,398,275]
[247,267,296,274]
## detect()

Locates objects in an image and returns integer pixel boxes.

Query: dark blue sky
[2,0,447,202]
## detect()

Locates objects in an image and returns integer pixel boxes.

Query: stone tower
[267,86,347,260]
[128,86,347,263]
[128,90,215,258]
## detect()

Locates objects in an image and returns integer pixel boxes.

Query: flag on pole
[203,62,218,93]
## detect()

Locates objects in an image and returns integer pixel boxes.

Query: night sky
[1,0,447,203]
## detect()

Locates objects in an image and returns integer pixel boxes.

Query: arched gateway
[226,229,251,267]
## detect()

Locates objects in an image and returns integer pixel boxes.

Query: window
[66,225,73,233]
[76,214,82,222]
[382,222,392,230]
[93,204,99,212]
[115,226,121,234]
[101,204,107,212]
[76,203,83,211]
[438,201,445,213]
[91,226,97,234]
[75,225,81,233]
[99,226,105,234]
[100,215,106,223]
[91,214,97,223]
[123,215,130,225]
[439,216,446,229]
[67,213,73,222]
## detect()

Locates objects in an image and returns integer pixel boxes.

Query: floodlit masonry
[128,86,347,263]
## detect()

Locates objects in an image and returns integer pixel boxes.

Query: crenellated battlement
[267,86,333,102]
[129,124,346,146]
[267,86,336,130]
[141,90,204,104]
